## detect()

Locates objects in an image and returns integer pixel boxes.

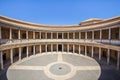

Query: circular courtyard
[7,52,101,80]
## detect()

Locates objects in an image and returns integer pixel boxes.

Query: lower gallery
[0,16,120,80]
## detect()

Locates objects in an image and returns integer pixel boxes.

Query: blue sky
[0,0,120,25]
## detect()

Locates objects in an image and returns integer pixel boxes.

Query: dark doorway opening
[58,45,62,51]
[58,34,62,39]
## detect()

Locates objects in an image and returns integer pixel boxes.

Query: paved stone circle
[7,52,101,80]
[49,63,71,75]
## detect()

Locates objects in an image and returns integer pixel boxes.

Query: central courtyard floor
[7,52,101,80]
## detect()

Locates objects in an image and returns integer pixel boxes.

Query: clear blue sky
[0,0,120,25]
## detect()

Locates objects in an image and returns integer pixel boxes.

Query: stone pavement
[0,52,120,80]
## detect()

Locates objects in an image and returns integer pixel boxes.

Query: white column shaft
[0,27,2,39]
[99,47,101,60]
[10,48,13,64]
[18,29,20,39]
[85,45,87,56]
[107,49,110,64]
[33,31,35,39]
[46,44,47,52]
[92,31,94,40]
[39,45,41,53]
[26,31,28,39]
[0,51,3,69]
[10,28,12,39]
[62,44,64,52]
[51,32,53,39]
[19,47,21,60]
[117,51,120,70]
[39,32,41,39]
[79,32,81,39]
[67,44,69,53]
[73,44,75,53]
[26,46,29,57]
[33,45,35,55]
[68,32,69,39]
[79,45,81,54]
[91,46,94,57]
[51,44,53,52]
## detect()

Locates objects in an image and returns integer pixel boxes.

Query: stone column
[57,32,58,39]
[51,32,53,39]
[117,51,120,70]
[18,29,21,39]
[33,45,35,55]
[92,31,94,40]
[79,45,81,54]
[119,27,120,40]
[85,32,87,41]
[39,45,41,53]
[62,44,64,52]
[26,31,28,39]
[0,51,3,69]
[57,44,58,52]
[73,44,75,53]
[39,32,41,39]
[0,27,2,39]
[99,47,101,61]
[109,28,111,43]
[10,28,12,42]
[51,44,53,52]
[33,31,35,39]
[19,47,21,60]
[100,29,102,42]
[62,32,64,39]
[79,32,81,40]
[107,49,110,65]
[85,45,87,56]
[67,44,69,53]
[73,32,75,39]
[46,44,47,52]
[10,48,13,64]
[91,46,94,57]
[45,32,47,39]
[26,46,29,57]
[68,32,69,39]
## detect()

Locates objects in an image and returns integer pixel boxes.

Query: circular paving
[7,52,101,80]
[49,63,71,75]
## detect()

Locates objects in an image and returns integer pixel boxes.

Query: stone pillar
[117,51,120,70]
[62,32,64,39]
[68,32,69,39]
[26,46,29,57]
[57,44,58,52]
[51,32,53,39]
[92,31,94,40]
[10,48,13,64]
[107,49,110,65]
[18,29,20,39]
[99,47,101,61]
[39,32,41,39]
[119,27,120,40]
[67,44,69,53]
[33,45,35,55]
[57,32,58,39]
[85,32,87,41]
[26,31,28,39]
[10,28,12,40]
[100,29,102,42]
[51,44,53,52]
[85,45,87,56]
[79,32,81,40]
[62,44,64,52]
[19,47,21,60]
[0,51,3,69]
[73,32,75,39]
[0,27,1,39]
[109,28,111,43]
[73,44,75,53]
[45,32,47,39]
[91,46,94,57]
[33,31,35,39]
[39,45,41,53]
[46,44,47,52]
[79,45,81,54]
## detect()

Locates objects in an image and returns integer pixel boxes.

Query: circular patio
[7,52,101,80]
